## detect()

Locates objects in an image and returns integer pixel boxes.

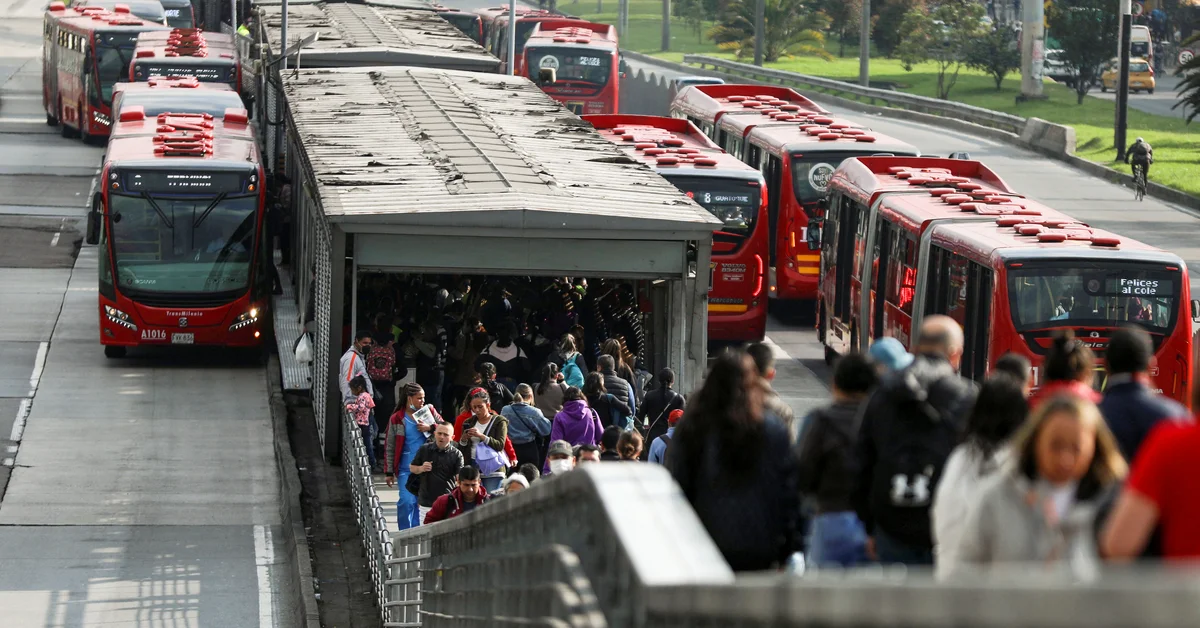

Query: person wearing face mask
[407,422,464,524]
[544,440,575,476]
[948,395,1127,576]
[459,390,510,494]
[544,387,603,474]
[385,382,438,530]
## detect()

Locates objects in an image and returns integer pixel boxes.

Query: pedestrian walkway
[273,263,311,391]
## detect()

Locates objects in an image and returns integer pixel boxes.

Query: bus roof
[831,156,1016,207]
[110,107,254,141]
[47,4,170,32]
[283,66,720,233]
[670,83,827,124]
[583,114,760,181]
[931,219,1179,265]
[113,83,244,117]
[259,1,500,72]
[878,188,1070,236]
[746,116,918,157]
[526,20,618,48]
[104,131,259,170]
[136,28,236,47]
[582,114,720,150]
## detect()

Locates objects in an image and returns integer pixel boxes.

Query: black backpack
[874,382,964,511]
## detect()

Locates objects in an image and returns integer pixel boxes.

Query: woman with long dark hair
[637,368,684,460]
[583,371,630,430]
[665,350,799,571]
[1029,331,1100,408]
[932,372,1029,578]
[534,362,568,418]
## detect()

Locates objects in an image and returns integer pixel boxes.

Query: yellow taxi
[1100,57,1156,94]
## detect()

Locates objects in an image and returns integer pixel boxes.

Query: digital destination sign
[124,171,246,193]
[135,63,232,83]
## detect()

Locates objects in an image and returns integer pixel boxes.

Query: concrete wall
[619,60,672,116]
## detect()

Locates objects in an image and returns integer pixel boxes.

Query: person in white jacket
[932,372,1029,579]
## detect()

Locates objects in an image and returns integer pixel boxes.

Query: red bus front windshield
[525,46,613,89]
[667,175,759,249]
[109,186,257,296]
[1007,262,1180,335]
[96,33,140,106]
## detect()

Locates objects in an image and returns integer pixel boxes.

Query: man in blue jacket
[1099,326,1190,462]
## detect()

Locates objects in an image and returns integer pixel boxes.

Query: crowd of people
[666,314,1198,575]
[342,285,1200,570]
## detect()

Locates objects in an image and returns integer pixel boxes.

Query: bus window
[885,230,917,315]
[832,195,861,320]
[925,244,993,381]
[747,143,762,170]
[871,219,892,338]
[1007,264,1179,333]
[716,129,729,150]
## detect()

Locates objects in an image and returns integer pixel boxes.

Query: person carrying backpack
[549,334,588,388]
[1124,137,1154,183]
[852,316,978,566]
[367,331,400,438]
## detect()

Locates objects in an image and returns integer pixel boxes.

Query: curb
[267,355,323,628]
[624,52,1200,213]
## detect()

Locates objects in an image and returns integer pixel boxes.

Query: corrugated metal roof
[285,66,720,233]
[260,2,499,71]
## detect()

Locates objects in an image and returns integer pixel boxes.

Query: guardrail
[341,409,394,622]
[679,54,1027,135]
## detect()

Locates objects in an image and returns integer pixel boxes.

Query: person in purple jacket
[545,387,603,474]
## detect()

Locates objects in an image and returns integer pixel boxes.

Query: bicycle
[1132,162,1148,201]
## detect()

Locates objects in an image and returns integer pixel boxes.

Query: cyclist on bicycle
[1125,137,1154,183]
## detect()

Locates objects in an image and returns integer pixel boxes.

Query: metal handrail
[341,410,394,622]
[677,54,1027,135]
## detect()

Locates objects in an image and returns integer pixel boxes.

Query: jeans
[481,476,503,494]
[359,421,377,469]
[807,512,867,568]
[396,472,421,530]
[874,527,934,566]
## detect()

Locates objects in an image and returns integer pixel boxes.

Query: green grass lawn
[557,0,722,53]
[651,49,1200,197]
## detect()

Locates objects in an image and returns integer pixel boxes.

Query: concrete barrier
[619,63,673,116]
[267,356,322,628]
[1021,117,1077,156]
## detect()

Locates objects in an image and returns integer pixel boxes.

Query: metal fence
[677,54,1027,135]
[341,409,394,617]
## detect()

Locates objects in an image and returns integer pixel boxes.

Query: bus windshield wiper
[140,192,174,229]
[193,192,228,230]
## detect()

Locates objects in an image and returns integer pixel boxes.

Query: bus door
[920,243,993,382]
[870,218,893,341]
[764,153,783,265]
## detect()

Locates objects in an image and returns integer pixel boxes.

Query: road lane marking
[255,524,276,628]
[50,218,65,246]
[2,458,13,467]
[10,399,30,442]
[30,341,48,396]
[0,117,50,124]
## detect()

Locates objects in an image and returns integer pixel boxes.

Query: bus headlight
[104,305,137,330]
[93,112,111,127]
[229,308,260,331]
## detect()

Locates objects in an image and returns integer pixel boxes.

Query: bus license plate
[172,333,194,344]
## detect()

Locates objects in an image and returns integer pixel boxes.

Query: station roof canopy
[259,1,500,72]
[284,66,721,237]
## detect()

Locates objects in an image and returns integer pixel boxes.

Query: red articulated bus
[916,219,1196,403]
[435,5,484,44]
[668,83,828,142]
[43,2,168,142]
[112,76,244,118]
[477,8,582,71]
[584,114,769,342]
[820,156,1069,365]
[85,105,269,357]
[129,29,242,95]
[524,20,619,115]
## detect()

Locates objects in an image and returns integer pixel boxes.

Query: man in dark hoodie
[852,316,976,566]
[796,352,877,567]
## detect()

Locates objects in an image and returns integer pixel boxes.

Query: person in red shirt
[1101,422,1200,560]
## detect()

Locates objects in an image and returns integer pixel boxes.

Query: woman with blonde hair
[945,395,1126,577]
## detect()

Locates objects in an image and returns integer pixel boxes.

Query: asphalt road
[0,1,297,625]
[1089,73,1188,120]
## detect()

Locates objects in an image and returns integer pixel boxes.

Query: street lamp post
[754,0,764,66]
[1115,0,1132,160]
[859,0,870,87]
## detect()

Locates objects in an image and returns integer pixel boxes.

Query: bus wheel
[46,111,58,127]
[824,344,837,366]
[61,120,78,139]
[104,346,127,359]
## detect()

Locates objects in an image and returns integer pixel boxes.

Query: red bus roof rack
[48,1,66,10]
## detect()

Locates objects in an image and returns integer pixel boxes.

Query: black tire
[46,111,58,126]
[104,345,127,358]
[1100,84,1108,93]
[61,119,78,139]
[1148,89,1155,94]
[824,344,837,366]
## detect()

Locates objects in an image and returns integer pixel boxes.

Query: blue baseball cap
[869,337,914,372]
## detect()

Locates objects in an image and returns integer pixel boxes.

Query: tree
[894,0,985,99]
[872,0,924,57]
[819,0,863,58]
[674,0,707,42]
[964,21,1020,89]
[1173,31,1200,122]
[707,0,832,62]
[1046,0,1119,105]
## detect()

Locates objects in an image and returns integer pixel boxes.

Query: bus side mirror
[807,224,821,250]
[1191,299,1200,322]
[85,192,101,245]
[537,67,556,86]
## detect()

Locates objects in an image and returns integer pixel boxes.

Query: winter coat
[586,391,631,430]
[946,464,1114,578]
[932,443,1011,579]
[410,441,465,508]
[853,354,977,550]
[638,387,685,448]
[1098,376,1190,461]
[424,486,490,524]
[665,415,800,571]
[600,367,636,417]
[534,381,568,418]
[546,400,603,472]
[501,401,552,445]
[795,399,866,514]
[459,414,508,466]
